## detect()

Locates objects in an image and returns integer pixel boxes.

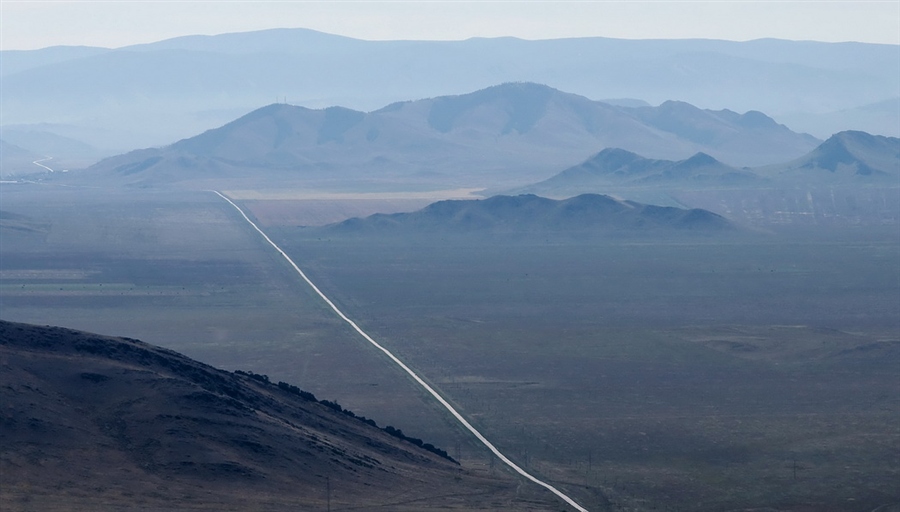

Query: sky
[1,0,898,51]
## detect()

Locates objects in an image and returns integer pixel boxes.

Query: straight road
[213,190,590,512]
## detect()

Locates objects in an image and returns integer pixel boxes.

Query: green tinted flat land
[2,185,898,511]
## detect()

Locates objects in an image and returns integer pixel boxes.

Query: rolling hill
[77,83,818,189]
[321,193,736,237]
[0,320,546,511]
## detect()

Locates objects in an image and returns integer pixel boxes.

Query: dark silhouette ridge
[323,193,736,236]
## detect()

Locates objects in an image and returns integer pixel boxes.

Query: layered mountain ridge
[79,82,819,189]
[773,130,900,179]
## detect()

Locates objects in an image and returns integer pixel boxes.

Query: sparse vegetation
[235,370,457,462]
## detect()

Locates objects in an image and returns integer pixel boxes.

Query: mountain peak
[681,152,720,166]
[737,110,779,129]
[785,129,899,178]
[427,82,562,134]
[831,130,887,146]
[657,100,697,111]
[515,146,759,196]
[591,147,644,165]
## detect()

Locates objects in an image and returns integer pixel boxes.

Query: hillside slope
[764,130,900,182]
[0,320,549,511]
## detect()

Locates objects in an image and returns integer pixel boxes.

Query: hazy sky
[2,1,899,50]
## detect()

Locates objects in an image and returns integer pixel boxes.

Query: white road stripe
[213,190,589,512]
[32,156,55,173]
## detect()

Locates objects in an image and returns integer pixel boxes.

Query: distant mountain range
[514,149,759,196]
[0,320,536,511]
[319,194,735,237]
[513,131,900,198]
[2,28,897,155]
[77,83,819,189]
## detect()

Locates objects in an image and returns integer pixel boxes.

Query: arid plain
[2,184,897,511]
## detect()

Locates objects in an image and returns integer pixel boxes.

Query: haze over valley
[1,19,898,512]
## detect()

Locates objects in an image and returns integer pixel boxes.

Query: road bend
[32,156,55,173]
[213,190,589,512]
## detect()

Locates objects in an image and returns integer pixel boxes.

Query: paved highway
[32,156,55,173]
[213,190,590,512]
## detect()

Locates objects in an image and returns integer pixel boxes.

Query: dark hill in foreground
[0,320,549,511]
[323,193,736,236]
